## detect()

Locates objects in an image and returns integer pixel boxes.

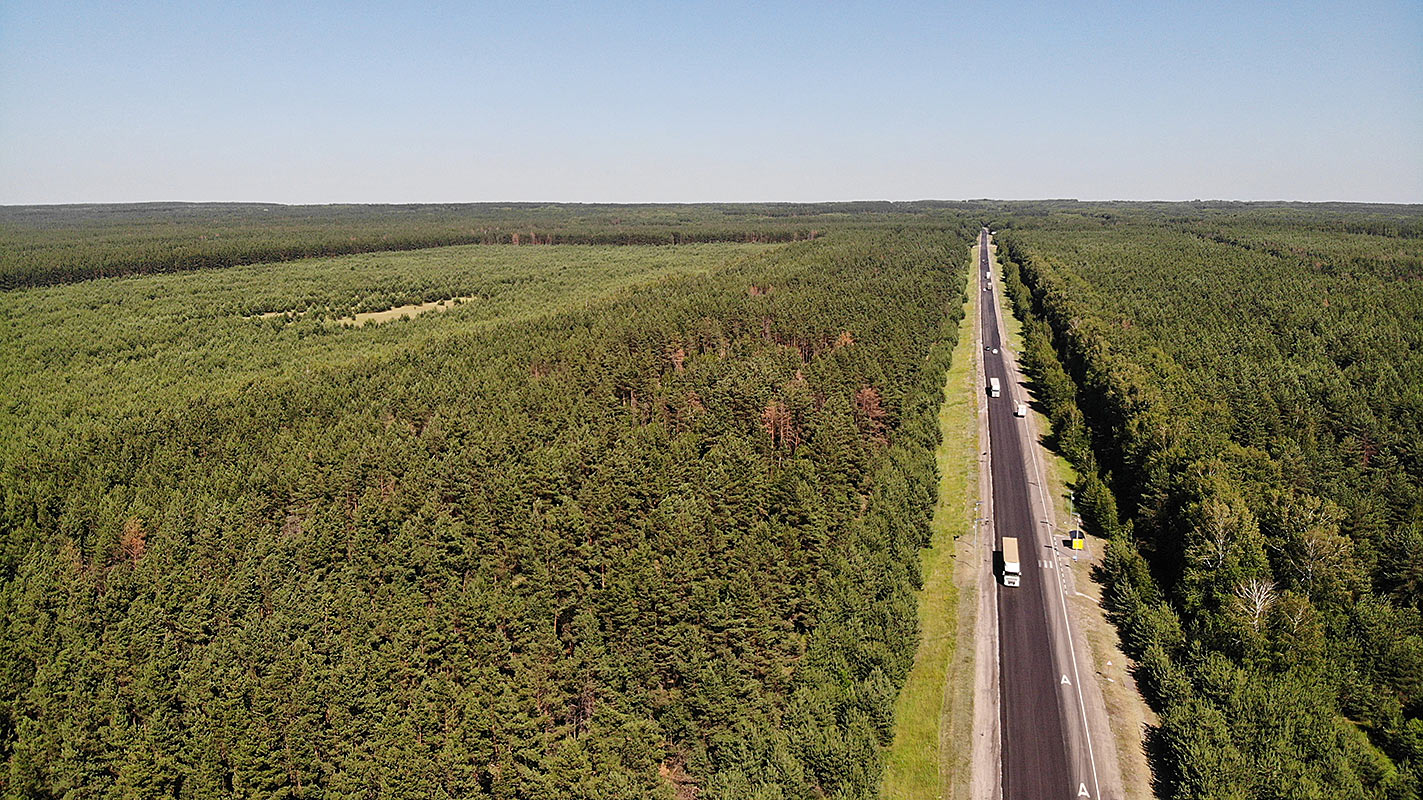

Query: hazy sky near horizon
[2,0,1420,205]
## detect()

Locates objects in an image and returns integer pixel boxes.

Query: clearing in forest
[0,242,768,427]
[1,227,978,798]
[336,295,478,326]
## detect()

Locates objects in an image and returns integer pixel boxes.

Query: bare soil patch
[337,296,477,326]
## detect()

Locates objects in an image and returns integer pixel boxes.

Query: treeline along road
[2,200,1419,798]
[979,227,1107,800]
[993,206,1423,798]
[0,219,977,797]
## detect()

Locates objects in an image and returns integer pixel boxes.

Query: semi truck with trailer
[1002,537,1021,587]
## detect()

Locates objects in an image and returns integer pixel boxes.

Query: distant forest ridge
[2,199,1420,290]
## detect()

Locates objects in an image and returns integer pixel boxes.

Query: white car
[1014,403,1027,417]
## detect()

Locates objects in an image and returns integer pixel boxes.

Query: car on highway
[1015,402,1027,417]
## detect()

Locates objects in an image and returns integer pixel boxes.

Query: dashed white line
[1007,279,1103,800]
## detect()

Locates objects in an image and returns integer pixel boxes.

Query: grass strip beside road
[880,256,979,799]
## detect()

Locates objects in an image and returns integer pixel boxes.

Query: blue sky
[2,0,1419,203]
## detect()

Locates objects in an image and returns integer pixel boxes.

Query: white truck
[989,377,1001,398]
[1015,402,1027,417]
[1002,537,1021,587]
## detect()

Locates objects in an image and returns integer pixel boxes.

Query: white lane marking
[1079,782,1091,797]
[1003,272,1103,800]
[975,238,1005,800]
[1062,674,1071,685]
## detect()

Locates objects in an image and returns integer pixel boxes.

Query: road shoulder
[966,243,1000,800]
[990,242,1152,800]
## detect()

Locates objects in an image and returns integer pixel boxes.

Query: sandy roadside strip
[987,239,1128,799]
[967,242,1002,800]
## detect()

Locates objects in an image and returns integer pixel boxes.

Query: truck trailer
[1002,537,1021,587]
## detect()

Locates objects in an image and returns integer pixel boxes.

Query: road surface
[978,228,1104,799]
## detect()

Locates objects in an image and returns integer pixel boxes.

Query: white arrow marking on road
[1079,782,1091,797]
[1062,674,1071,685]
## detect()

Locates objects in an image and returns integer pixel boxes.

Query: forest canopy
[992,204,1423,799]
[0,215,974,798]
[4,199,1420,798]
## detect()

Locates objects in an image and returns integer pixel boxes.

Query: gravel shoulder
[990,242,1155,799]
[966,243,1001,800]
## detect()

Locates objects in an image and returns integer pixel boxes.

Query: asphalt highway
[979,228,1100,799]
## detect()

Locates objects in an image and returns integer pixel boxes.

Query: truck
[1014,402,1027,417]
[989,377,1001,398]
[1002,537,1021,587]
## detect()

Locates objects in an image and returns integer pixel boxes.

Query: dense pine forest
[5,200,1422,798]
[994,205,1423,798]
[0,202,992,289]
[0,213,975,798]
